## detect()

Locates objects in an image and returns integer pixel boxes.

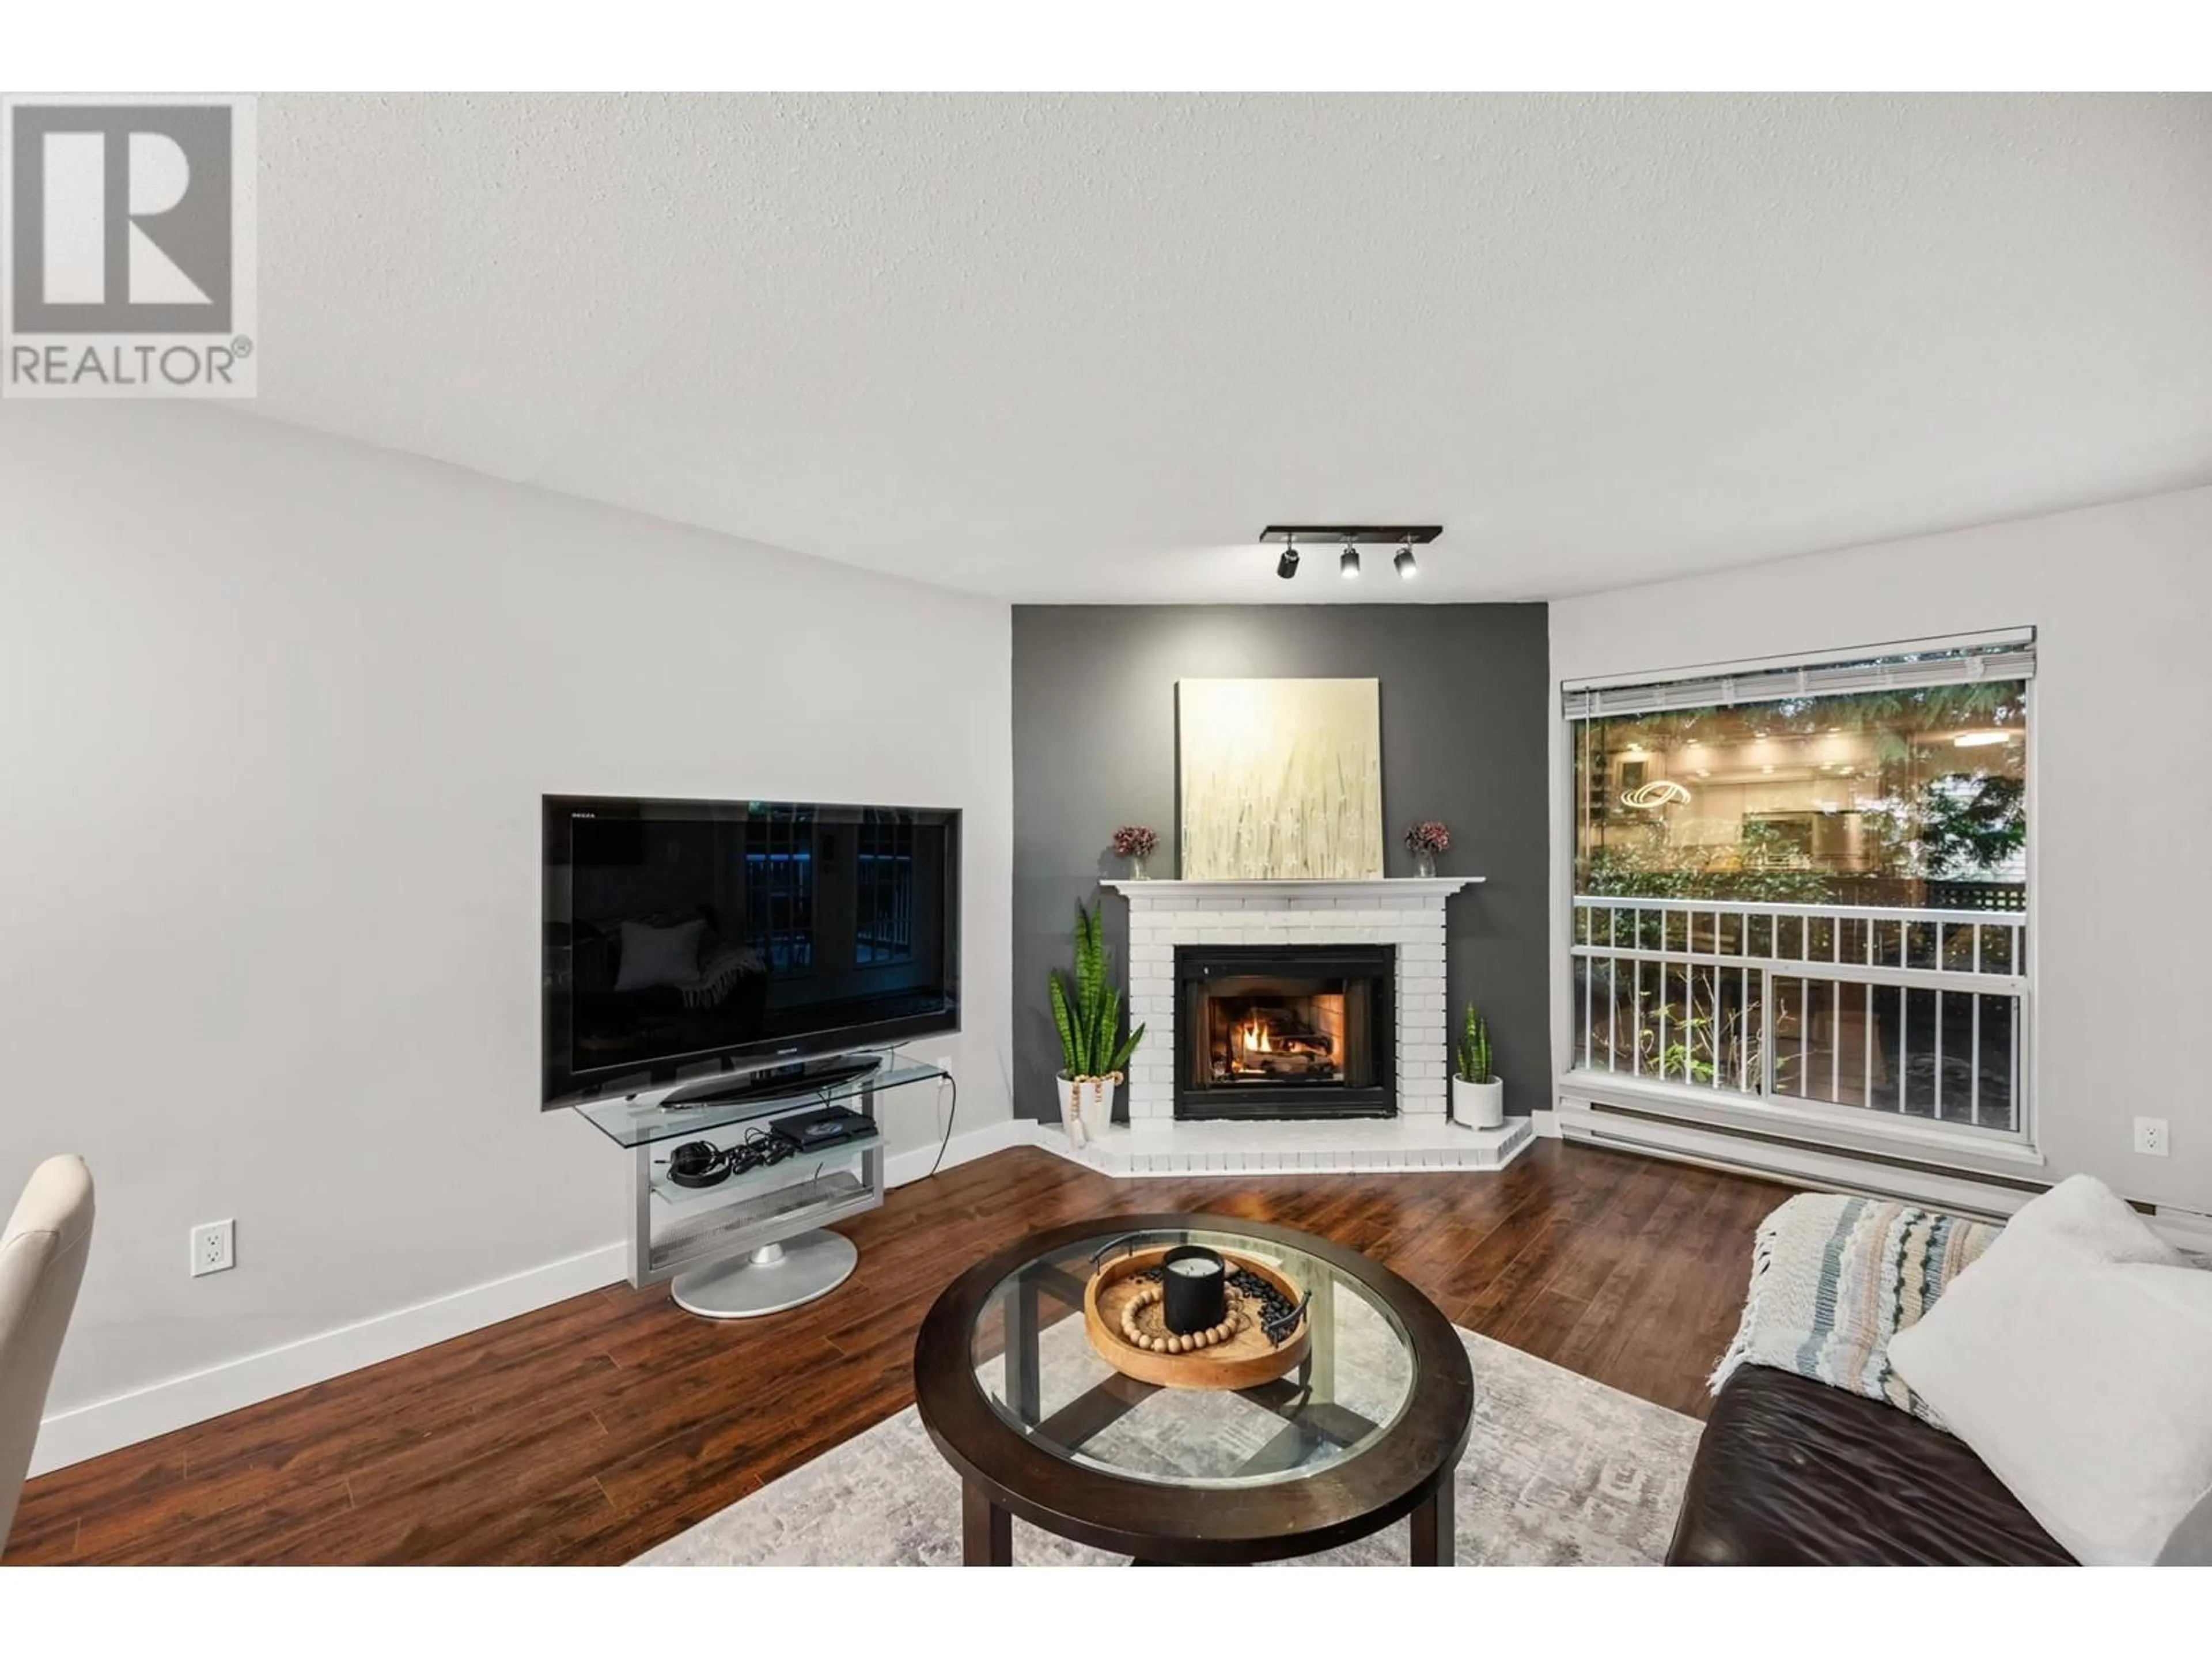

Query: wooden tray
[1083,1244,1310,1391]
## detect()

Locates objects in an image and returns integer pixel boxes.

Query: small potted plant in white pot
[1048,900,1146,1148]
[1452,1003,1504,1128]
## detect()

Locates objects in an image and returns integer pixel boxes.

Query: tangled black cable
[923,1072,959,1179]
[662,1124,800,1188]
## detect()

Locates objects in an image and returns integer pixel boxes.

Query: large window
[1567,634,2032,1137]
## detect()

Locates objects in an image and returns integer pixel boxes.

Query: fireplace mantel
[1102,877,1479,903]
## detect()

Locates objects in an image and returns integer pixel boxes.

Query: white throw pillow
[1888,1175,2212,1566]
[612,918,707,993]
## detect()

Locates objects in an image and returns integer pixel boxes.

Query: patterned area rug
[634,1327,1702,1566]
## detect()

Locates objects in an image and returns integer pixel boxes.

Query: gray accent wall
[1013,604,1549,1124]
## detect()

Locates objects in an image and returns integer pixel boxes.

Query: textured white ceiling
[238,92,2212,602]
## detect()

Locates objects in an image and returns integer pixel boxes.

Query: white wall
[0,402,1013,1467]
[1549,485,2212,1214]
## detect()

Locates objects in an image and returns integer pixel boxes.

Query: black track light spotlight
[1258,527,1440,584]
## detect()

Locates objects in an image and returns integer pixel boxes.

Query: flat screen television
[541,796,960,1107]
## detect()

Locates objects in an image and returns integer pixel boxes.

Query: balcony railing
[1569,895,2028,1134]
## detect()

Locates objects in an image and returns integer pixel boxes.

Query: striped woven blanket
[1711,1192,1998,1425]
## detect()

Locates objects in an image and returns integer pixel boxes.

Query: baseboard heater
[1563,1099,2201,1241]
[1584,1099,2054,1190]
[1558,1099,2053,1221]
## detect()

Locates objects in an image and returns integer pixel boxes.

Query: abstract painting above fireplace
[1176,944,1395,1119]
[1176,678,1384,880]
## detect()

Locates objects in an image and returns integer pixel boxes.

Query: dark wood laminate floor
[4,1139,1786,1566]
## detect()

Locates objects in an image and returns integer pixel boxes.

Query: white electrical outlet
[2134,1116,2171,1158]
[190,1219,236,1277]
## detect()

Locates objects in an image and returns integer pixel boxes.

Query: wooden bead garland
[1116,1282,1242,1354]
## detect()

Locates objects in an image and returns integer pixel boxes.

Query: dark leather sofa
[1666,1366,2074,1566]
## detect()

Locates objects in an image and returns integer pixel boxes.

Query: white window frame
[1555,628,2043,1171]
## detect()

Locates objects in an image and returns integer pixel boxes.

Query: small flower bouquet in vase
[1404,820,1450,878]
[1112,824,1160,880]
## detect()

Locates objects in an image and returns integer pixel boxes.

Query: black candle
[1160,1245,1227,1334]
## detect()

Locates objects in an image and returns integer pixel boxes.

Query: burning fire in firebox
[1225,1006,1338,1077]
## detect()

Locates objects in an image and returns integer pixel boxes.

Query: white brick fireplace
[1037,877,1533,1177]
[1112,877,1467,1120]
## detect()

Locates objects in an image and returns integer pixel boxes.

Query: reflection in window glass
[1574,680,2027,910]
[855,812,916,965]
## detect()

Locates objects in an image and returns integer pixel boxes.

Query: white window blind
[1562,631,2036,721]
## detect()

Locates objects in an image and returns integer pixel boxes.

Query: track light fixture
[1258,525,1441,584]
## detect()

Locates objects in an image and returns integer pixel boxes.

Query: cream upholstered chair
[0,1156,94,1552]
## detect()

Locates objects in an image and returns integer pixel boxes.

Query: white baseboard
[884,1115,1031,1188]
[31,1115,1036,1478]
[2150,1205,2212,1255]
[31,1241,628,1479]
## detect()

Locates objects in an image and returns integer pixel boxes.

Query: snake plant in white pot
[1452,1003,1504,1128]
[1048,901,1146,1149]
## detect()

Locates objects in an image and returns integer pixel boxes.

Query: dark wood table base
[960,1475,1457,1566]
[963,1479,1013,1566]
[1409,1484,1453,1566]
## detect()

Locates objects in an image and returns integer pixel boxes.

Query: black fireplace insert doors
[1175,944,1395,1119]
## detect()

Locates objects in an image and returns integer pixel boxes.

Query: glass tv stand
[572,1059,948,1319]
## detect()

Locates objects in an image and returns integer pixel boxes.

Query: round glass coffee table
[912,1214,1474,1565]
